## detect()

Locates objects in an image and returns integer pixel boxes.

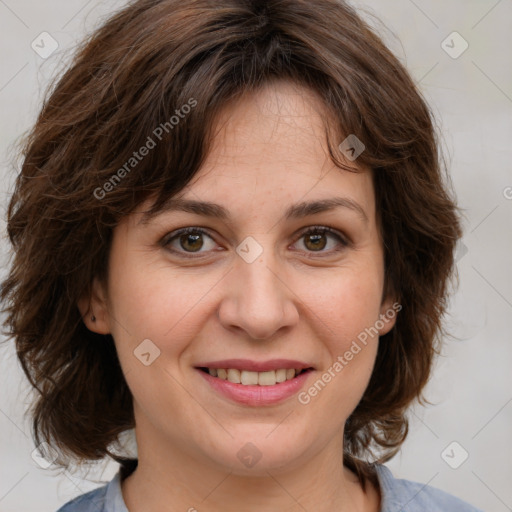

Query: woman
[0,0,483,510]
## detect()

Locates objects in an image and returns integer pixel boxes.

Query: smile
[195,366,314,406]
[198,367,310,386]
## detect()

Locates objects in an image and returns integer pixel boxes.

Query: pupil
[181,233,203,252]
[306,233,326,251]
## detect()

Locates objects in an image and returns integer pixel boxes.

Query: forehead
[184,82,372,199]
[206,79,336,163]
[135,80,376,227]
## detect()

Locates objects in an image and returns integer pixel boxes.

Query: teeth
[241,370,259,385]
[227,368,241,383]
[207,368,305,385]
[258,371,276,386]
[275,369,287,383]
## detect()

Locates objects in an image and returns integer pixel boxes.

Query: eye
[162,227,217,256]
[291,226,349,256]
[161,225,349,258]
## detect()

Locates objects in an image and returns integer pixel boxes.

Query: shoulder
[374,464,483,512]
[55,478,111,512]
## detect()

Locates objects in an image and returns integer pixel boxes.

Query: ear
[377,294,401,336]
[77,277,111,334]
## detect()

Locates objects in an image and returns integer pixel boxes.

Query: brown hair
[0,0,462,490]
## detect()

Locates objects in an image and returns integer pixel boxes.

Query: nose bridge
[218,235,298,340]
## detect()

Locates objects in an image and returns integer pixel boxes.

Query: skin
[79,79,397,512]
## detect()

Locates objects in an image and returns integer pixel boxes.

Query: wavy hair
[1,0,462,490]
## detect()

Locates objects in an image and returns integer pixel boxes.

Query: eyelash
[161,225,349,258]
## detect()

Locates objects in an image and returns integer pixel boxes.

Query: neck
[120,425,380,512]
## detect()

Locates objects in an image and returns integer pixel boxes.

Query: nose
[216,246,299,341]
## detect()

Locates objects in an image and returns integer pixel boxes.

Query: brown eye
[163,227,216,255]
[303,231,328,251]
[162,225,348,259]
[179,232,203,252]
[294,226,348,255]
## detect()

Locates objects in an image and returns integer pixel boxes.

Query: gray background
[1,0,511,510]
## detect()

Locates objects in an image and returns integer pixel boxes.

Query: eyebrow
[139,196,368,225]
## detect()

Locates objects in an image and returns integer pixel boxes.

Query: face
[80,79,397,476]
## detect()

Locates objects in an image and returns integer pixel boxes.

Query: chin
[198,431,311,475]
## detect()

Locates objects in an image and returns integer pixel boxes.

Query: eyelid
[297,225,350,246]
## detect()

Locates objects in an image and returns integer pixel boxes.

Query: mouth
[197,367,314,386]
[194,361,315,406]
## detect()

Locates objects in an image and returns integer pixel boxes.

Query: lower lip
[196,368,313,406]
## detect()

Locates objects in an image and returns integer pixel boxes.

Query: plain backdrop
[0,1,511,511]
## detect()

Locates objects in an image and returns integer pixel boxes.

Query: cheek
[293,272,382,428]
[107,258,216,358]
[302,267,384,347]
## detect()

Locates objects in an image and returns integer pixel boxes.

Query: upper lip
[195,359,314,372]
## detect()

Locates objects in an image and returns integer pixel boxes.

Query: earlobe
[377,296,401,336]
[77,277,111,334]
